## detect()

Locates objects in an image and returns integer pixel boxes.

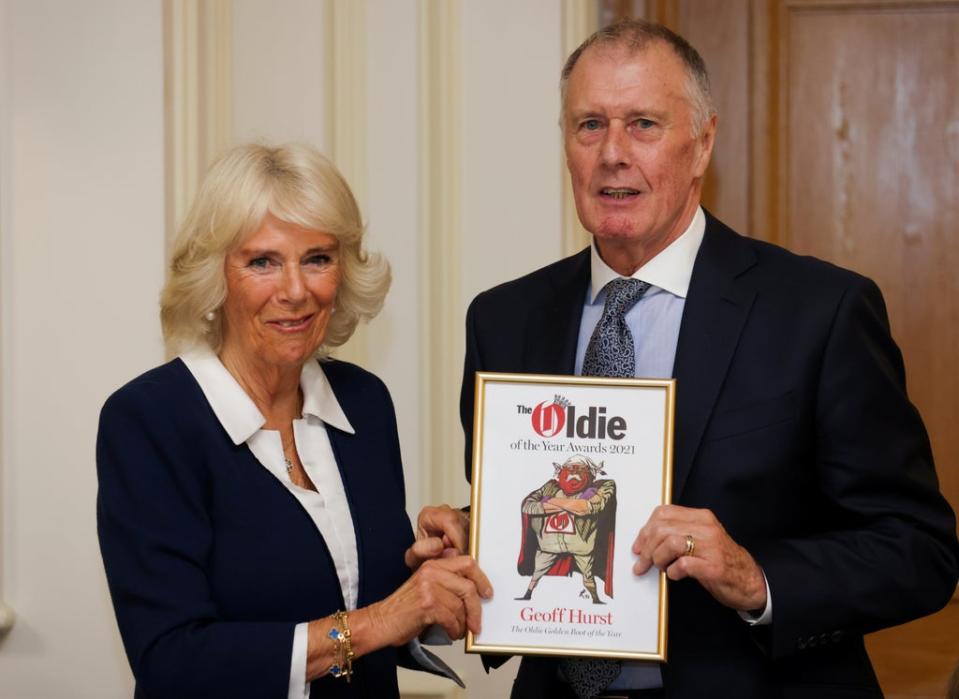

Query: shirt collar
[180,345,355,445]
[299,356,354,434]
[588,206,706,303]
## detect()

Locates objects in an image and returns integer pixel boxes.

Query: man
[459,19,959,699]
[516,455,617,604]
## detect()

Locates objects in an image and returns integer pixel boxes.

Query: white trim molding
[163,0,233,250]
[0,0,10,638]
[327,0,370,367]
[560,0,597,257]
[418,0,465,508]
[328,0,368,210]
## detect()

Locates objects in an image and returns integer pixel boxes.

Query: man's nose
[600,122,630,167]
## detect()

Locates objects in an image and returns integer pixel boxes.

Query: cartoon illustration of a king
[515,454,616,604]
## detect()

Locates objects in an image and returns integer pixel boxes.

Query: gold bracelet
[328,610,354,682]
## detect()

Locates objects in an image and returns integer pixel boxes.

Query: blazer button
[797,638,806,650]
[819,633,829,645]
[807,636,817,648]
[831,630,843,643]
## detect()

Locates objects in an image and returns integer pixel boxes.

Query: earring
[205,311,216,321]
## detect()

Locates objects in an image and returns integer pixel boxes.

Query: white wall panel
[461,0,565,301]
[0,2,569,696]
[0,1,165,696]
[232,0,329,149]
[364,0,424,516]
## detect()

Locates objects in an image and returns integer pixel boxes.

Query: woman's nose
[279,265,307,302]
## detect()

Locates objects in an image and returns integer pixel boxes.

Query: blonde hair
[160,143,390,356]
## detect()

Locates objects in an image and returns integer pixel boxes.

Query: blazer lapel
[672,216,757,499]
[524,248,591,374]
[325,427,371,605]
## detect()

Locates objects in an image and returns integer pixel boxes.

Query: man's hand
[632,505,767,612]
[405,505,470,571]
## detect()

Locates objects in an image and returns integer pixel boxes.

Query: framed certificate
[466,372,675,661]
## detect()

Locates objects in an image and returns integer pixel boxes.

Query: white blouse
[182,346,357,698]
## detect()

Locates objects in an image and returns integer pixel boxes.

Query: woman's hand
[306,556,492,681]
[307,510,489,681]
[404,505,470,570]
[367,554,492,647]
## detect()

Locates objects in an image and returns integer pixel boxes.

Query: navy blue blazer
[461,212,959,698]
[97,358,415,698]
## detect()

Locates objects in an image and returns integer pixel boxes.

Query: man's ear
[693,113,718,178]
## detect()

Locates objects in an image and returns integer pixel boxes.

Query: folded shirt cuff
[289,622,310,699]
[737,570,773,626]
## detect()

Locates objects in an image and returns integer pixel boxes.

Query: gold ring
[684,534,695,557]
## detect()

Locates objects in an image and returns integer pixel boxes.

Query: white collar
[589,206,706,302]
[180,345,355,445]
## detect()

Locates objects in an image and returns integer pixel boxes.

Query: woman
[96,143,487,698]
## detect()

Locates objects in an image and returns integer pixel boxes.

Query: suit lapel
[524,248,591,374]
[672,216,757,499]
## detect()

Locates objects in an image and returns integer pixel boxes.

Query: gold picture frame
[466,372,675,661]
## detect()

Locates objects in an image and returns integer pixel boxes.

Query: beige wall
[232,0,329,148]
[0,1,165,696]
[0,0,571,696]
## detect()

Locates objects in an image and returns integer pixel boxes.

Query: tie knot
[602,278,650,316]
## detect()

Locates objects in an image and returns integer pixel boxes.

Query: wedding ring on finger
[683,534,696,557]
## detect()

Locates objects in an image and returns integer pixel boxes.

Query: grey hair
[160,142,390,357]
[560,19,715,136]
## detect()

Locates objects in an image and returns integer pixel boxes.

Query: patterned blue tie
[582,278,650,379]
[563,277,650,699]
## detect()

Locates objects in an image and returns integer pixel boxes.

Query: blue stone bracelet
[328,611,353,681]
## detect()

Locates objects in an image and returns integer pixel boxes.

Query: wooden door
[765,4,959,695]
[612,0,959,694]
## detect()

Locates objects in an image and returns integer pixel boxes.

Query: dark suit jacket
[97,358,415,699]
[460,213,959,698]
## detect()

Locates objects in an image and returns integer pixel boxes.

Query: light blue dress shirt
[575,209,705,690]
[575,207,705,379]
